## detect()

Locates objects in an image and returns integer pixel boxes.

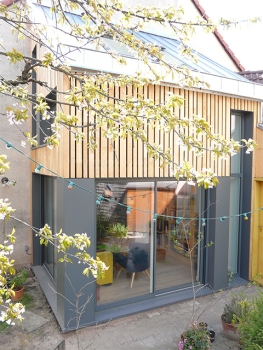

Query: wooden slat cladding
[30,44,71,177]
[31,77,261,180]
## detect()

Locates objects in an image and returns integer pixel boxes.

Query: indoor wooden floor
[97,252,195,305]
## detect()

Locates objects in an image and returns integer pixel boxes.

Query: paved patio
[60,283,258,349]
[3,274,259,349]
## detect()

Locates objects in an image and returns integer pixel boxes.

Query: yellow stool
[97,251,113,285]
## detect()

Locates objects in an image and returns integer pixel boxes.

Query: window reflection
[96,181,199,305]
[96,182,153,304]
[155,181,198,291]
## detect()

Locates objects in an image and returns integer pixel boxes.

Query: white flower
[187,180,196,186]
[41,111,50,120]
[105,129,113,139]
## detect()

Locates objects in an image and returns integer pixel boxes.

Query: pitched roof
[2,0,246,76]
[29,3,248,82]
[134,31,248,81]
[191,0,245,72]
[238,70,263,84]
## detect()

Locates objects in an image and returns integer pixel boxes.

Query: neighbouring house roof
[239,70,263,126]
[238,70,263,84]
[191,0,245,72]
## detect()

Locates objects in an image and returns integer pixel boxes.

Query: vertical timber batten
[31,76,261,181]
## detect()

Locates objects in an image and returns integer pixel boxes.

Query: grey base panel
[32,265,62,327]
[94,276,247,324]
[32,265,248,331]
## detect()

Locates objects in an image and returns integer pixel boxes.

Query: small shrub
[238,288,263,349]
[223,293,251,324]
[8,268,28,290]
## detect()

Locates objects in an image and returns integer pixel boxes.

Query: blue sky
[199,0,263,70]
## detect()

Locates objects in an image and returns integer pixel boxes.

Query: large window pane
[229,113,242,273]
[96,182,154,305]
[43,176,56,277]
[228,177,240,273]
[231,114,241,174]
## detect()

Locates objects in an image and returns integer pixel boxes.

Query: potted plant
[108,222,128,238]
[178,321,211,350]
[238,288,263,349]
[107,222,129,249]
[8,268,29,301]
[221,293,251,341]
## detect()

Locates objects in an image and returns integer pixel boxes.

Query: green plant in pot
[178,322,211,350]
[238,287,263,349]
[106,222,129,251]
[108,222,128,238]
[221,292,251,341]
[8,268,28,301]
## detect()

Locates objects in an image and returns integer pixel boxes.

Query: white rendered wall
[0,20,32,268]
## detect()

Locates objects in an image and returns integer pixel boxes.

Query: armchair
[113,242,150,288]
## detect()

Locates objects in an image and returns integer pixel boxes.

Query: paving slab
[20,310,49,332]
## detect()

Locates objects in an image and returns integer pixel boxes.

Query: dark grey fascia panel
[206,177,230,290]
[56,178,97,332]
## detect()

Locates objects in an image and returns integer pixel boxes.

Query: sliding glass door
[96,180,201,306]
[155,181,199,291]
[96,182,154,305]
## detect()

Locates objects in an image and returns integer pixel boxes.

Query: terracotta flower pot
[10,286,24,302]
[221,314,240,341]
[156,248,167,261]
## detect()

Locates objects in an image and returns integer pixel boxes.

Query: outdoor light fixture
[35,164,43,173]
[1,177,9,184]
[202,218,206,226]
[153,214,157,222]
[243,214,248,221]
[96,196,103,205]
[68,181,74,190]
[126,206,131,214]
[176,217,182,225]
[1,177,16,186]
